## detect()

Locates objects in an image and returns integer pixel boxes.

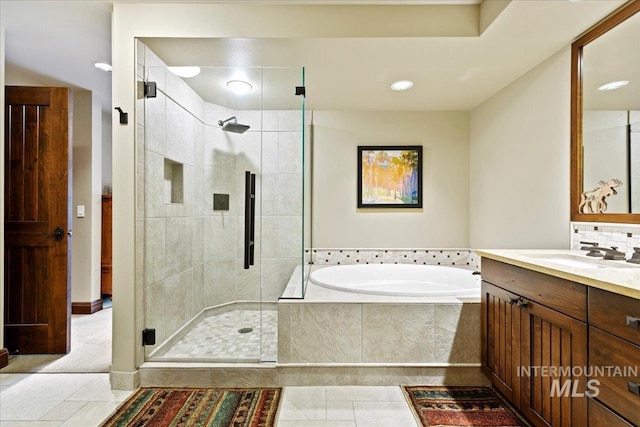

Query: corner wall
[469,47,571,249]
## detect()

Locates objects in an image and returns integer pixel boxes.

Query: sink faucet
[627,247,640,264]
[598,246,626,261]
[580,241,627,260]
[580,241,603,257]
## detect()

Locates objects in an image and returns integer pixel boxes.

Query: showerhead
[218,116,250,134]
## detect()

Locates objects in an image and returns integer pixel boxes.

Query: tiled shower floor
[161,309,278,361]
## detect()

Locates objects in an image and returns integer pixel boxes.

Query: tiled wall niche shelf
[164,158,184,204]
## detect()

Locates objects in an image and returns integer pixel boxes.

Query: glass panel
[303,67,313,298]
[140,62,264,362]
[138,40,307,364]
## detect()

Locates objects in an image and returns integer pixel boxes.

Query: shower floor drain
[238,327,253,334]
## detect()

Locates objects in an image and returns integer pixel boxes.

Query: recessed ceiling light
[167,66,201,78]
[390,80,414,91]
[93,62,112,72]
[227,80,253,95]
[597,80,629,91]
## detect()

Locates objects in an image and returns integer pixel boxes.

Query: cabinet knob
[628,381,640,397]
[508,297,528,309]
[627,316,640,330]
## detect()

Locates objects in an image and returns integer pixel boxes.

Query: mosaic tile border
[570,222,640,258]
[304,248,479,269]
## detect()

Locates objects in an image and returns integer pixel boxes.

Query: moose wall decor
[578,178,623,213]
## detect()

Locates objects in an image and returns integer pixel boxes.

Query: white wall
[71,91,103,304]
[313,111,469,248]
[469,47,571,249]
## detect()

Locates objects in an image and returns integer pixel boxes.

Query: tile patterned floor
[0,373,134,427]
[161,309,278,361]
[0,374,419,426]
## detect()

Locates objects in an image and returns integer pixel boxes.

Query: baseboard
[72,299,103,314]
[0,348,9,368]
[110,370,140,390]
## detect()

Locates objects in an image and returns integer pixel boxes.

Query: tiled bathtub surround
[306,248,479,269]
[571,222,640,258]
[279,266,481,365]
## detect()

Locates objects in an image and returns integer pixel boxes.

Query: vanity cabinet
[481,258,588,427]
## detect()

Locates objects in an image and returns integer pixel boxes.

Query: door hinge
[144,81,157,98]
[295,86,306,97]
[142,328,156,346]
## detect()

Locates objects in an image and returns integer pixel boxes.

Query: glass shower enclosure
[137,42,309,363]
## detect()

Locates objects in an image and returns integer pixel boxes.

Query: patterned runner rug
[101,387,281,427]
[402,386,528,427]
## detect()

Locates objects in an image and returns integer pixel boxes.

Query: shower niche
[135,40,311,364]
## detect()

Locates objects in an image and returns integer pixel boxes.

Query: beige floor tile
[277,422,356,427]
[278,386,326,421]
[325,400,355,420]
[59,401,124,427]
[325,385,405,402]
[353,401,418,427]
[39,402,86,421]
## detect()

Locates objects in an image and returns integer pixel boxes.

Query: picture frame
[357,145,423,208]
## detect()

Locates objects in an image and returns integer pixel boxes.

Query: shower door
[138,41,306,363]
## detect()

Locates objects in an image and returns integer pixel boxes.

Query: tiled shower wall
[135,41,303,358]
[570,222,640,257]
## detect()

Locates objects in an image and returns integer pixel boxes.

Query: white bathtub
[309,264,480,297]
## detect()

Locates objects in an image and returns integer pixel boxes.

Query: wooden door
[520,299,588,427]
[4,86,72,354]
[481,281,522,406]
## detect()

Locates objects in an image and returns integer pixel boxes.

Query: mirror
[571,1,640,223]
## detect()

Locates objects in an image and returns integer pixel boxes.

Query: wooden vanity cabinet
[481,258,588,427]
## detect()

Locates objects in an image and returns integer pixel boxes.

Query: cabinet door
[481,281,522,406]
[520,299,588,427]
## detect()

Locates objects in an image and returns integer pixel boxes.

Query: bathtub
[309,264,480,297]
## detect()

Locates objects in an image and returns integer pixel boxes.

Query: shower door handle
[249,172,256,267]
[244,171,256,269]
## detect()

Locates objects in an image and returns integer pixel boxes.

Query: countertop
[476,249,640,300]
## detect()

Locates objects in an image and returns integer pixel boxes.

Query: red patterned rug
[402,386,528,426]
[101,387,281,427]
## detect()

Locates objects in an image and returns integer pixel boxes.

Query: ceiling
[0,0,630,114]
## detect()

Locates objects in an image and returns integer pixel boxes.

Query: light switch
[77,205,85,218]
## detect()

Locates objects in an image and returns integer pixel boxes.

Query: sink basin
[525,253,638,270]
